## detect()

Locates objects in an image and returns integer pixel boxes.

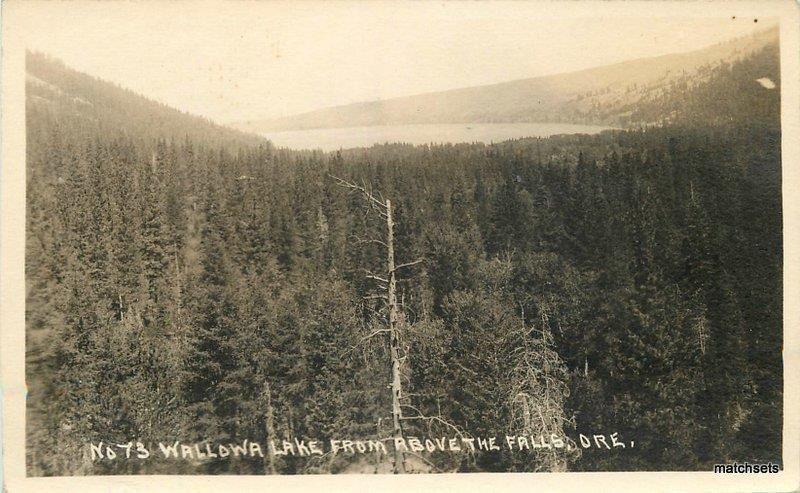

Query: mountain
[26,52,266,149]
[234,26,778,132]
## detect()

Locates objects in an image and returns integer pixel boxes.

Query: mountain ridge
[26,52,267,149]
[234,26,778,132]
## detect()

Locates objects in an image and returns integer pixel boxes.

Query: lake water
[260,123,613,151]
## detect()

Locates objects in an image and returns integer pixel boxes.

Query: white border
[3,1,799,491]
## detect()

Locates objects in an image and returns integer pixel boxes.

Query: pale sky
[17,1,774,124]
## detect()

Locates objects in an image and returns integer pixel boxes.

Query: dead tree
[331,175,426,474]
[263,381,278,474]
[508,313,578,471]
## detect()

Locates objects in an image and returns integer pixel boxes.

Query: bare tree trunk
[264,381,277,474]
[386,199,406,474]
[173,248,182,332]
[329,176,417,473]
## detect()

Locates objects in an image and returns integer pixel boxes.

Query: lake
[260,122,613,151]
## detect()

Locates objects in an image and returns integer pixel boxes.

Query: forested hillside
[27,53,264,149]
[236,26,777,131]
[26,47,781,475]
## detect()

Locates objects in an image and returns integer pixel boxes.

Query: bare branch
[363,294,388,301]
[343,328,392,356]
[362,305,388,318]
[392,259,425,272]
[330,174,387,211]
[351,234,389,248]
[358,328,391,342]
[365,274,389,284]
[400,414,471,444]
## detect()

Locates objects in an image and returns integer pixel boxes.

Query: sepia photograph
[2,1,799,491]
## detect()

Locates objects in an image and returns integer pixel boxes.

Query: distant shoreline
[257,122,616,152]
